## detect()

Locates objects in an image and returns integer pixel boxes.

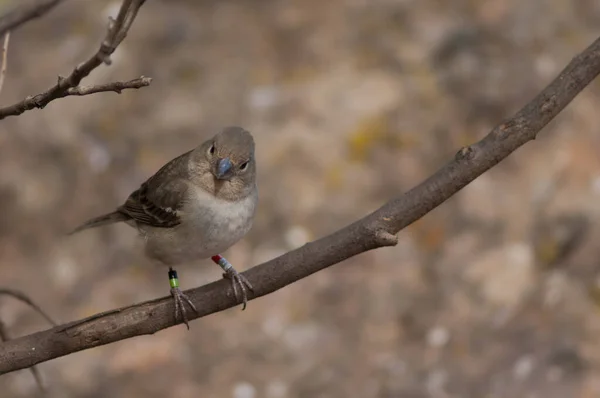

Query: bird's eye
[239,161,249,171]
[208,144,215,155]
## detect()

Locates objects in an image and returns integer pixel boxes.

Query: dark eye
[208,144,215,155]
[239,161,249,171]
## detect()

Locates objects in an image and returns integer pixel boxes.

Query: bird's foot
[223,267,254,310]
[168,268,198,329]
[211,255,254,310]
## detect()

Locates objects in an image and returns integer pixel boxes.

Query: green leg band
[168,268,180,288]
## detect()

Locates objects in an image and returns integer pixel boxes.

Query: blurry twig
[0,288,57,392]
[0,0,149,120]
[1,34,600,375]
[0,0,65,37]
[0,289,57,326]
[0,31,10,96]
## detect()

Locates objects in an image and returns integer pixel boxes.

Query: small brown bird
[70,126,258,328]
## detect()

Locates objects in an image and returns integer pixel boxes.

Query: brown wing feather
[118,150,192,228]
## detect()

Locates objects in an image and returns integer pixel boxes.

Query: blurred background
[1,0,600,397]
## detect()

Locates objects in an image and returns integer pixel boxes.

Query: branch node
[31,94,45,108]
[493,119,518,140]
[455,146,474,161]
[107,16,116,31]
[374,230,399,247]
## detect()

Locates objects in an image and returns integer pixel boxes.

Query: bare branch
[64,76,152,96]
[0,31,10,96]
[0,0,65,37]
[0,0,148,120]
[0,33,599,377]
[0,75,152,115]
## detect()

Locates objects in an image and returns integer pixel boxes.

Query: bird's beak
[215,157,233,180]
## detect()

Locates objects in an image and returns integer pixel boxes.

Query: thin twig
[63,76,151,96]
[1,34,600,375]
[0,289,57,326]
[0,0,148,120]
[0,288,58,392]
[0,0,65,37]
[0,31,10,96]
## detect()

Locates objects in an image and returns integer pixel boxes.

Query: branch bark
[0,0,65,37]
[0,0,148,120]
[0,34,599,376]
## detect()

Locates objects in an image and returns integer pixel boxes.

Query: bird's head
[191,126,256,200]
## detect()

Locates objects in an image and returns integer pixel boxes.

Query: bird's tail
[68,211,130,235]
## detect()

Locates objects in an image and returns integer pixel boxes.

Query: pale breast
[141,185,257,265]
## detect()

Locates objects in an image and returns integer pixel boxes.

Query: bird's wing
[119,150,193,228]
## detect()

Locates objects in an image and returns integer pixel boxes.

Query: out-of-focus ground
[1,0,600,397]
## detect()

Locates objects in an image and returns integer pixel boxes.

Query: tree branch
[0,0,148,120]
[0,34,599,376]
[0,75,152,116]
[0,0,65,37]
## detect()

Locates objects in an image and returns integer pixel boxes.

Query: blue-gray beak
[215,157,233,180]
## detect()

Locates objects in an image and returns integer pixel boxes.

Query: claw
[212,254,253,310]
[170,287,198,329]
[223,268,254,310]
[168,267,197,329]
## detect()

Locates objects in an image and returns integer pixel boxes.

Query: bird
[69,126,258,329]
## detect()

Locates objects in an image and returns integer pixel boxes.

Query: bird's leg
[211,254,254,310]
[168,267,198,329]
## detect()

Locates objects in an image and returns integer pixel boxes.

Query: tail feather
[68,211,130,235]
